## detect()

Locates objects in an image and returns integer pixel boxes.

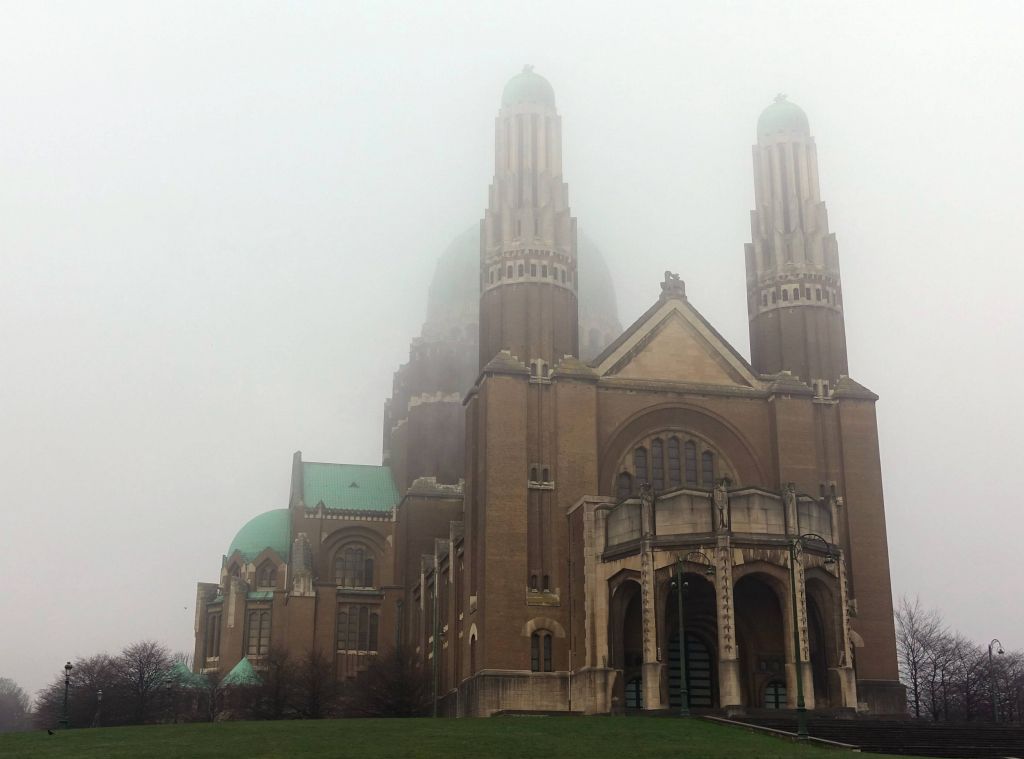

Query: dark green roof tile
[302,462,399,512]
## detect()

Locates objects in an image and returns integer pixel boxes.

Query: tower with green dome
[745,94,849,392]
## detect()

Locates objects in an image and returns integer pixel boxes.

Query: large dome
[422,227,621,362]
[501,65,556,109]
[227,509,290,562]
[757,95,810,139]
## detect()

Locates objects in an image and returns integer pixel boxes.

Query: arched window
[761,293,768,306]
[771,291,777,304]
[246,610,271,656]
[506,265,513,278]
[782,289,789,302]
[530,466,539,481]
[205,613,221,659]
[616,472,632,500]
[542,467,550,482]
[701,451,714,487]
[684,441,698,486]
[530,574,538,592]
[794,288,801,300]
[335,545,374,588]
[470,634,477,673]
[651,439,664,491]
[633,447,648,486]
[667,438,681,488]
[541,363,549,378]
[518,264,524,277]
[764,680,787,709]
[531,630,553,672]
[256,562,277,588]
[542,265,548,278]
[230,564,241,579]
[804,288,811,299]
[542,574,550,592]
[815,288,821,301]
[531,263,537,277]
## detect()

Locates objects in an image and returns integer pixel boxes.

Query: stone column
[639,537,664,710]
[835,551,858,708]
[715,536,742,711]
[788,546,816,709]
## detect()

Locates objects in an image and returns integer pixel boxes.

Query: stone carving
[712,477,731,530]
[660,271,686,299]
[716,541,736,658]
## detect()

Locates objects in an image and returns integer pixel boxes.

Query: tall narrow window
[651,439,664,491]
[206,613,221,658]
[530,466,539,481]
[531,631,553,672]
[542,467,550,482]
[246,610,271,656]
[782,289,789,302]
[617,472,633,500]
[470,635,477,672]
[684,441,698,486]
[633,447,649,486]
[335,545,374,587]
[701,451,714,487]
[667,438,681,488]
[518,264,524,277]
[531,263,537,277]
[256,562,276,588]
[542,574,550,592]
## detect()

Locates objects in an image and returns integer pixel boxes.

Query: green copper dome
[501,65,555,108]
[227,509,291,562]
[757,95,810,138]
[221,657,262,688]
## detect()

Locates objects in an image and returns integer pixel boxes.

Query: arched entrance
[609,579,644,711]
[806,575,841,707]
[662,572,718,709]
[734,571,788,708]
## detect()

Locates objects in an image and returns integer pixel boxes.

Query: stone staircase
[720,715,1024,758]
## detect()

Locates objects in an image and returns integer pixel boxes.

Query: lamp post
[59,661,73,729]
[787,533,836,741]
[988,638,1005,723]
[670,550,715,717]
[92,689,102,728]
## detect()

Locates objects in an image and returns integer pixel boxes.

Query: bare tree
[34,654,118,728]
[0,678,31,733]
[112,640,173,724]
[293,648,340,718]
[341,645,431,717]
[896,596,946,718]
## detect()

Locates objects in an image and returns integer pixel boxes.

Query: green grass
[0,717,905,759]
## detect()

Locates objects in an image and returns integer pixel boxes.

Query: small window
[530,362,538,377]
[518,264,524,277]
[530,574,539,592]
[794,288,800,300]
[771,291,777,304]
[531,263,537,276]
[542,265,548,278]
[782,289,789,302]
[684,441,698,486]
[470,635,477,672]
[804,288,811,299]
[489,270,494,284]
[542,574,550,592]
[541,363,549,378]
[531,630,553,672]
[530,466,539,481]
[764,681,787,709]
[761,293,768,306]
[651,438,664,491]
[633,447,649,485]
[507,265,513,278]
[815,288,821,301]
[542,467,550,482]
[701,450,714,487]
[667,437,681,488]
[616,472,633,500]
[246,610,271,656]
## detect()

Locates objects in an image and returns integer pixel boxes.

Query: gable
[596,301,757,387]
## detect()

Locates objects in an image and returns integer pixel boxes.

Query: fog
[1,1,1021,698]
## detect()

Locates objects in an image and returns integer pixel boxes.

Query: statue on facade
[784,482,798,521]
[712,476,731,530]
[660,271,686,299]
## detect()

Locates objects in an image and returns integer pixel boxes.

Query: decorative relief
[794,547,810,662]
[716,539,736,660]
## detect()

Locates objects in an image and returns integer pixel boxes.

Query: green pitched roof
[227,509,291,562]
[165,662,209,690]
[221,657,262,688]
[302,462,399,512]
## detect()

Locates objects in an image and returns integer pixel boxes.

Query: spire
[744,96,849,389]
[478,68,578,369]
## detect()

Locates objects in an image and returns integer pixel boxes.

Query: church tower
[745,96,848,390]
[479,66,579,369]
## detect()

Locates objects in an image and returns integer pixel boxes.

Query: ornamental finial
[774,93,788,103]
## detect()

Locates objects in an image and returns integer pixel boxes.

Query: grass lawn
[0,716,908,759]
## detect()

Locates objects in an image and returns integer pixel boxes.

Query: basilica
[193,67,905,716]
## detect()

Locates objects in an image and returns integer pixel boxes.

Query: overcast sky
[2,1,1022,698]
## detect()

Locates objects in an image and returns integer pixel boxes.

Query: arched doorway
[734,571,788,708]
[662,572,718,709]
[609,579,644,711]
[806,575,841,708]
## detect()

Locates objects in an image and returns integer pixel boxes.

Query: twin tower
[479,67,849,390]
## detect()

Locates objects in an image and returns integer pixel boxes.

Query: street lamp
[788,533,836,741]
[93,689,103,728]
[670,550,715,717]
[988,638,1005,723]
[59,661,73,729]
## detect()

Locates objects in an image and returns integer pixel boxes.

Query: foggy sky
[2,1,1022,698]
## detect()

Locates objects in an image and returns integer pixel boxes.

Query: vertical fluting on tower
[479,66,579,370]
[745,95,849,389]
